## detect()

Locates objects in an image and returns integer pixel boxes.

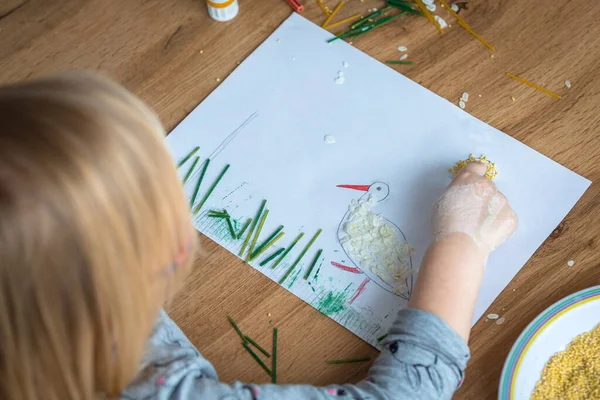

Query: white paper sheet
[166,13,591,347]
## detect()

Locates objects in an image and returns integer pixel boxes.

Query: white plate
[498,285,600,399]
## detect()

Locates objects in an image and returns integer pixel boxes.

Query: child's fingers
[488,191,508,216]
[435,160,517,251]
[462,161,487,176]
[451,162,488,186]
[450,162,498,198]
[486,204,518,250]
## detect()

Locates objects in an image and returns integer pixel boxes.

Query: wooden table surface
[2,0,599,398]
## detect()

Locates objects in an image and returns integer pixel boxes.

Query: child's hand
[411,162,517,341]
[431,162,518,253]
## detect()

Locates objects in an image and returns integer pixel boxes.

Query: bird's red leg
[330,262,367,303]
[331,261,362,274]
[350,278,370,304]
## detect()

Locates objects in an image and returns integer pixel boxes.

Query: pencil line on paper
[208,112,259,161]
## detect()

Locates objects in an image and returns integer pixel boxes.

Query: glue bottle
[206,0,239,22]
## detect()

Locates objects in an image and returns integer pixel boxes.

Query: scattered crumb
[324,135,336,144]
[267,313,272,317]
[343,61,349,68]
[461,92,469,102]
[399,53,408,61]
[451,3,459,12]
[237,61,241,65]
[348,41,353,45]
[479,94,482,98]
[397,45,407,52]
[426,3,436,11]
[490,54,495,58]
[565,80,572,88]
[511,96,516,102]
[371,7,378,12]
[434,15,448,29]
[567,260,575,267]
[513,289,516,291]
[487,313,499,320]
[334,76,345,84]
[458,100,466,109]
[200,50,204,54]
[496,317,506,325]
[216,78,221,82]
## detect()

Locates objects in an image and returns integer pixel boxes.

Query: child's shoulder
[120,311,217,399]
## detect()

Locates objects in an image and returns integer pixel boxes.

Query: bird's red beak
[337,184,370,191]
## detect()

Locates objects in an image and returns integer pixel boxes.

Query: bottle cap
[207,0,239,22]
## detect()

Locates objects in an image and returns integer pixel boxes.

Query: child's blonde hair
[0,72,196,399]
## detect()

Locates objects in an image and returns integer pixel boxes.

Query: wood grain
[1,0,599,398]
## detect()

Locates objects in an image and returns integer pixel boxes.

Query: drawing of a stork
[332,182,414,303]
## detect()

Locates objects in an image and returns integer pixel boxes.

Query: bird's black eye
[377,186,382,191]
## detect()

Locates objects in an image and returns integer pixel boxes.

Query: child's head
[0,72,196,399]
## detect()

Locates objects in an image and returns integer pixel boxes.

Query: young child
[0,72,517,400]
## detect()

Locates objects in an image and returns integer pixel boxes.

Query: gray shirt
[121,308,469,399]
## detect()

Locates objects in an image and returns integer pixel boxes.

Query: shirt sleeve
[120,308,470,400]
